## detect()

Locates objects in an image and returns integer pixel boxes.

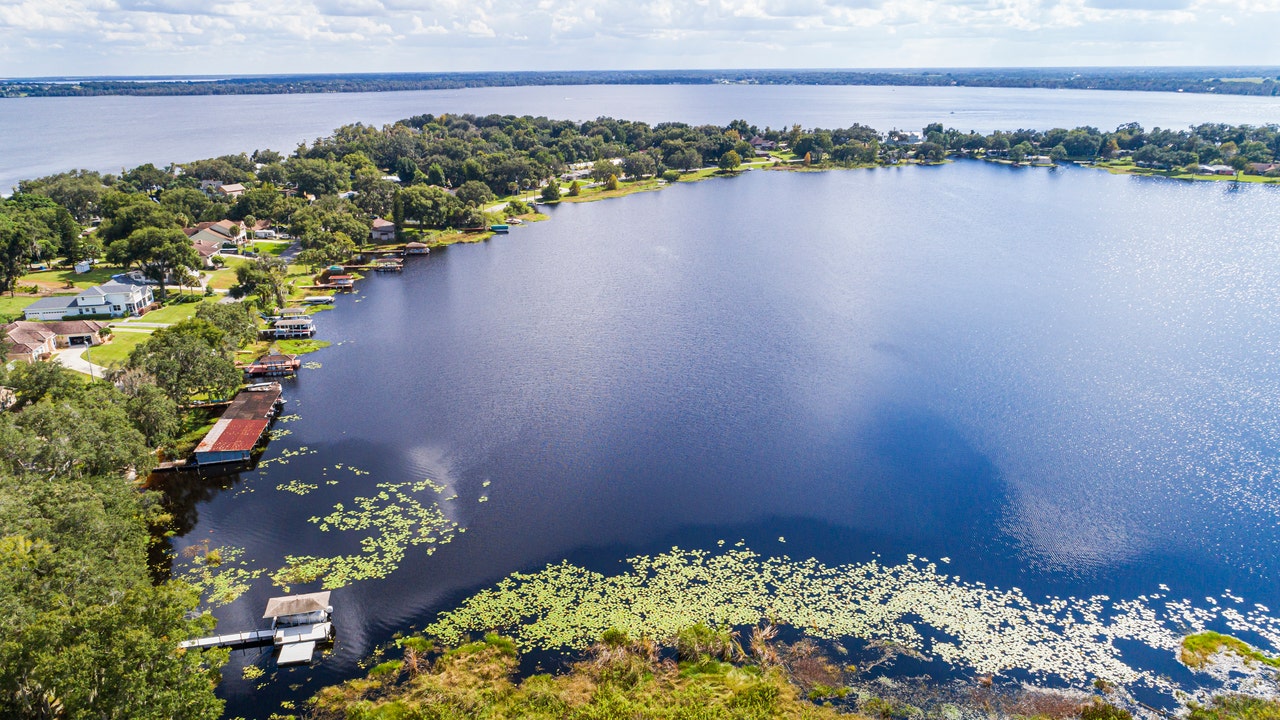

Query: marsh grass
[1181,632,1280,670]
[308,630,856,720]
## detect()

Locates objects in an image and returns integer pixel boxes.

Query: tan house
[370,218,396,243]
[3,320,108,362]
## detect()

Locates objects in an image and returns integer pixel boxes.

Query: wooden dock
[179,629,275,650]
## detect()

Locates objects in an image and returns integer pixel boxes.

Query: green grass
[85,331,151,368]
[276,339,331,355]
[1188,695,1280,720]
[0,293,45,320]
[250,241,289,257]
[1180,631,1280,669]
[18,265,120,291]
[135,299,204,325]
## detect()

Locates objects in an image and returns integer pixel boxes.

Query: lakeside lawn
[85,330,151,368]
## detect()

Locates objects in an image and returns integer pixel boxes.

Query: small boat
[302,295,335,304]
[489,224,509,233]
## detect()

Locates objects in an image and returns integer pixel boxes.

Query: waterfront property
[192,382,284,465]
[329,274,355,289]
[178,591,334,666]
[374,258,403,272]
[405,241,430,255]
[371,218,397,243]
[265,316,316,339]
[22,278,153,321]
[244,353,301,377]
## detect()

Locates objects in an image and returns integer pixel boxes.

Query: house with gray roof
[23,279,154,321]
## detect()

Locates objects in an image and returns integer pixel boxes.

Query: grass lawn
[19,265,121,292]
[250,241,289,257]
[0,293,46,320]
[136,299,205,325]
[85,331,150,368]
[562,178,663,203]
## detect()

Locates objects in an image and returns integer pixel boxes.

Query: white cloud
[0,0,1276,74]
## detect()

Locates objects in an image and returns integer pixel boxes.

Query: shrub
[1080,699,1133,720]
[661,169,682,182]
[605,174,619,191]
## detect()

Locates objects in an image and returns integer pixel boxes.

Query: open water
[3,83,1280,193]
[148,160,1280,716]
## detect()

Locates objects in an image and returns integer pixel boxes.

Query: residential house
[748,136,777,156]
[22,278,154,321]
[3,319,108,362]
[216,183,247,199]
[370,218,397,243]
[250,219,277,239]
[1248,162,1278,175]
[186,219,248,249]
[3,322,56,362]
[193,239,222,268]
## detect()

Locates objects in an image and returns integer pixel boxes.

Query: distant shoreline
[3,67,1279,99]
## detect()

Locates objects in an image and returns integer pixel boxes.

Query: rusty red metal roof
[193,384,282,455]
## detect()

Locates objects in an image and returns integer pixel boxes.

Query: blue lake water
[4,83,1280,193]
[150,160,1280,716]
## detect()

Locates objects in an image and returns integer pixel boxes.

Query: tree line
[3,67,1278,98]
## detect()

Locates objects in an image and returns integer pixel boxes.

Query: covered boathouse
[192,382,284,465]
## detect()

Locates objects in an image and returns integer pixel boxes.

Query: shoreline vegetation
[2,110,1280,719]
[3,67,1280,99]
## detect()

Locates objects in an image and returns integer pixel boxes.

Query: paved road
[55,346,109,379]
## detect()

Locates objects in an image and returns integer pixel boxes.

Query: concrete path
[56,346,109,379]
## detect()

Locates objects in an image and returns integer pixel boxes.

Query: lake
[4,83,1280,193]
[157,160,1280,717]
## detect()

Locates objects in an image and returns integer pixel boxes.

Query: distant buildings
[370,218,396,243]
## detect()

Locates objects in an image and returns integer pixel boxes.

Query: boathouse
[266,317,315,339]
[405,241,429,255]
[192,383,283,465]
[374,258,403,272]
[329,274,355,289]
[244,353,300,377]
[266,591,335,665]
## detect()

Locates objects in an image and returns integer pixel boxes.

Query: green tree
[232,257,288,311]
[540,181,561,202]
[159,187,212,224]
[0,214,35,297]
[455,180,495,207]
[128,319,241,404]
[107,227,199,299]
[605,174,620,191]
[195,301,258,351]
[124,383,181,448]
[1049,145,1069,163]
[567,180,581,197]
[286,158,350,197]
[717,150,742,172]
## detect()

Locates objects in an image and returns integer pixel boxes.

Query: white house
[22,279,154,321]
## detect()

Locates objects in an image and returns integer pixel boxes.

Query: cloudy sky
[1,0,1277,78]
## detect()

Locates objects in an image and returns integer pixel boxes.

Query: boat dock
[192,383,284,466]
[180,592,335,666]
[179,629,275,650]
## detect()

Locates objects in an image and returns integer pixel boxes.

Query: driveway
[56,345,109,379]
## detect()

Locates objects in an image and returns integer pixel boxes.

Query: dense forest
[2,67,1279,99]
[3,111,1280,718]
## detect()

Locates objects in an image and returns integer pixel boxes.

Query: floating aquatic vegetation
[482,480,491,488]
[178,545,265,606]
[424,546,1280,697]
[258,446,316,468]
[303,361,322,370]
[276,414,300,424]
[268,428,293,440]
[478,495,489,503]
[273,479,459,590]
[277,479,318,496]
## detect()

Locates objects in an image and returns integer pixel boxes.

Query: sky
[1,0,1278,78]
